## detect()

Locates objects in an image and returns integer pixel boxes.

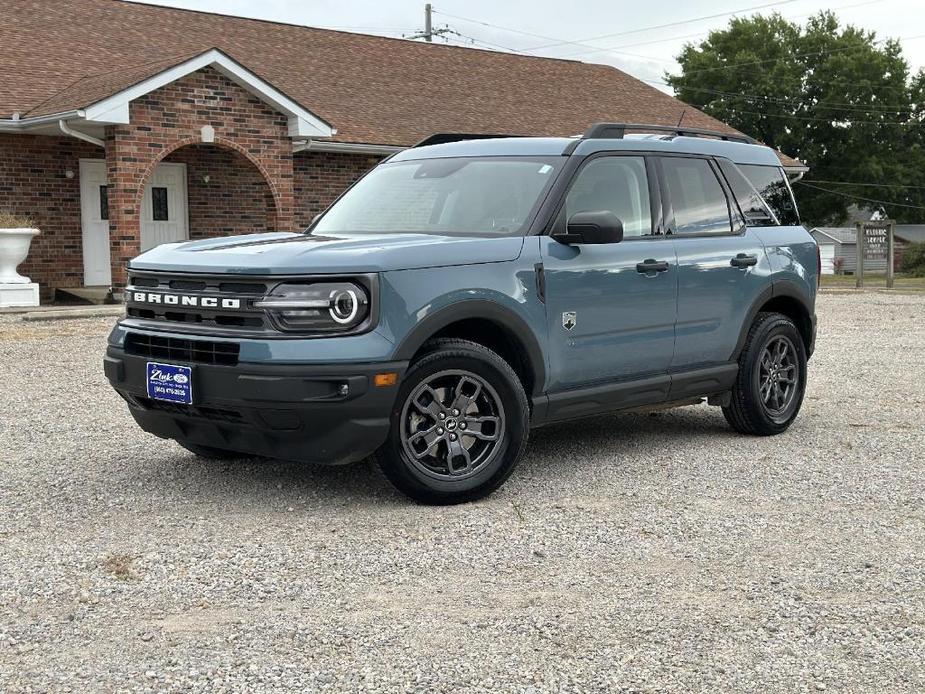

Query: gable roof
[812,227,857,244]
[23,48,333,137]
[0,0,803,168]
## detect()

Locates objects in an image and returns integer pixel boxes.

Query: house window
[99,185,109,221]
[152,187,169,221]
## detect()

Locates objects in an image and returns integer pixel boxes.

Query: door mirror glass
[558,210,624,244]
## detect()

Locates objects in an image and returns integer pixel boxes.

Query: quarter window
[738,164,800,226]
[563,156,652,237]
[661,157,732,235]
[717,159,776,226]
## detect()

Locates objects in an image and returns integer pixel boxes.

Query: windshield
[311,156,562,236]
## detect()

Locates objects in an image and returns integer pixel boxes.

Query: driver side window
[563,156,652,237]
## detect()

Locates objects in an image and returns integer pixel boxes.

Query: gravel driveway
[1,292,923,693]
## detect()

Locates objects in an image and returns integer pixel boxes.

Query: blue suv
[105,123,819,504]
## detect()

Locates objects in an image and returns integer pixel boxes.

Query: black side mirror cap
[555,211,624,245]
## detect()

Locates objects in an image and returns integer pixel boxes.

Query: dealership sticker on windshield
[146,362,193,405]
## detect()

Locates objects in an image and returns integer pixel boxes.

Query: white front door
[79,159,112,286]
[79,160,189,286]
[140,162,188,252]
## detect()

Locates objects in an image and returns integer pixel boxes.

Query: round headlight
[255,281,371,333]
[329,288,359,324]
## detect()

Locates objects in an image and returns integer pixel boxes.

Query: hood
[128,232,525,275]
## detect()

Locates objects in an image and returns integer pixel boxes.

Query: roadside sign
[855,220,895,289]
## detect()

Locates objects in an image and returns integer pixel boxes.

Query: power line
[645,80,919,114]
[431,8,682,64]
[803,179,925,190]
[796,181,925,210]
[677,32,925,76]
[553,0,889,58]
[433,1,800,57]
[441,30,524,53]
[724,106,919,125]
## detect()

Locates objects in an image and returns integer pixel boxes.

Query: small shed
[812,225,919,274]
[810,228,865,274]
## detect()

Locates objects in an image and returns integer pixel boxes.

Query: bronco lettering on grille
[131,292,242,309]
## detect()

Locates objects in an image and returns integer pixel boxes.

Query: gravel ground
[0,292,923,693]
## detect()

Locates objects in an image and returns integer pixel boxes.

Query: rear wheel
[376,339,529,504]
[723,312,807,435]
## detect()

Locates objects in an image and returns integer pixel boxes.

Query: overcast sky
[129,0,925,91]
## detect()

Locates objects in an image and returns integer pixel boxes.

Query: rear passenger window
[661,157,732,235]
[738,164,800,226]
[564,156,652,237]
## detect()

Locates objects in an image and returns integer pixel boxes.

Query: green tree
[666,12,925,226]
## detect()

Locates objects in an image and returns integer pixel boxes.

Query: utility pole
[405,4,453,43]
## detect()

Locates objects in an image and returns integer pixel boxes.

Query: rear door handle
[636,259,670,274]
[730,253,758,269]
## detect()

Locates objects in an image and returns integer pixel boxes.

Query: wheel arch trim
[392,299,547,396]
[731,279,815,360]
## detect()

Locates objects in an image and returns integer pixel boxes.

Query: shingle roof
[24,52,204,118]
[1,0,801,168]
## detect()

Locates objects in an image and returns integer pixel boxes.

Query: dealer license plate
[146,362,193,405]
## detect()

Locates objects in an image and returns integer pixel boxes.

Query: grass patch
[821,274,925,290]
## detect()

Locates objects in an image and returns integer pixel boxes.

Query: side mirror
[556,211,624,245]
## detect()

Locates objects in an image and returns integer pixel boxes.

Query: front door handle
[730,253,758,269]
[636,259,670,274]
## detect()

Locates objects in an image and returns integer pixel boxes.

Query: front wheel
[723,312,808,436]
[376,339,529,505]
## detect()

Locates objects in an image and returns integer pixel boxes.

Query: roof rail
[583,122,758,145]
[412,132,525,148]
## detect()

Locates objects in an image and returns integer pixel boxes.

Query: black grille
[125,332,240,366]
[124,272,270,334]
[135,397,244,422]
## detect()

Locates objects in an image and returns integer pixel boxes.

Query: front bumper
[105,347,407,464]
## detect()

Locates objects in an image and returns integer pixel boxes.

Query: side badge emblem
[562,311,577,331]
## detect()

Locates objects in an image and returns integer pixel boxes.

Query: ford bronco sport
[105,123,818,504]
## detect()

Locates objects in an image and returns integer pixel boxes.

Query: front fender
[380,263,548,394]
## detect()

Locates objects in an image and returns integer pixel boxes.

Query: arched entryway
[136,141,283,251]
[157,143,280,246]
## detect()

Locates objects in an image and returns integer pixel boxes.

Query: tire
[178,442,242,460]
[723,311,808,436]
[375,338,530,505]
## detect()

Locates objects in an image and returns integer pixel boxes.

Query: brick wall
[294,151,381,227]
[165,144,275,238]
[106,66,295,287]
[0,134,102,297]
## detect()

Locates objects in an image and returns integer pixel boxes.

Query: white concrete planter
[0,228,39,283]
[0,228,40,307]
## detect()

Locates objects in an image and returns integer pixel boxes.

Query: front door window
[562,156,652,237]
[151,186,169,221]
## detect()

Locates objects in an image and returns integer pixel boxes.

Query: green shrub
[901,242,925,277]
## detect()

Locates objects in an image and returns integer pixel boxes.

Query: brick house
[1,0,805,301]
